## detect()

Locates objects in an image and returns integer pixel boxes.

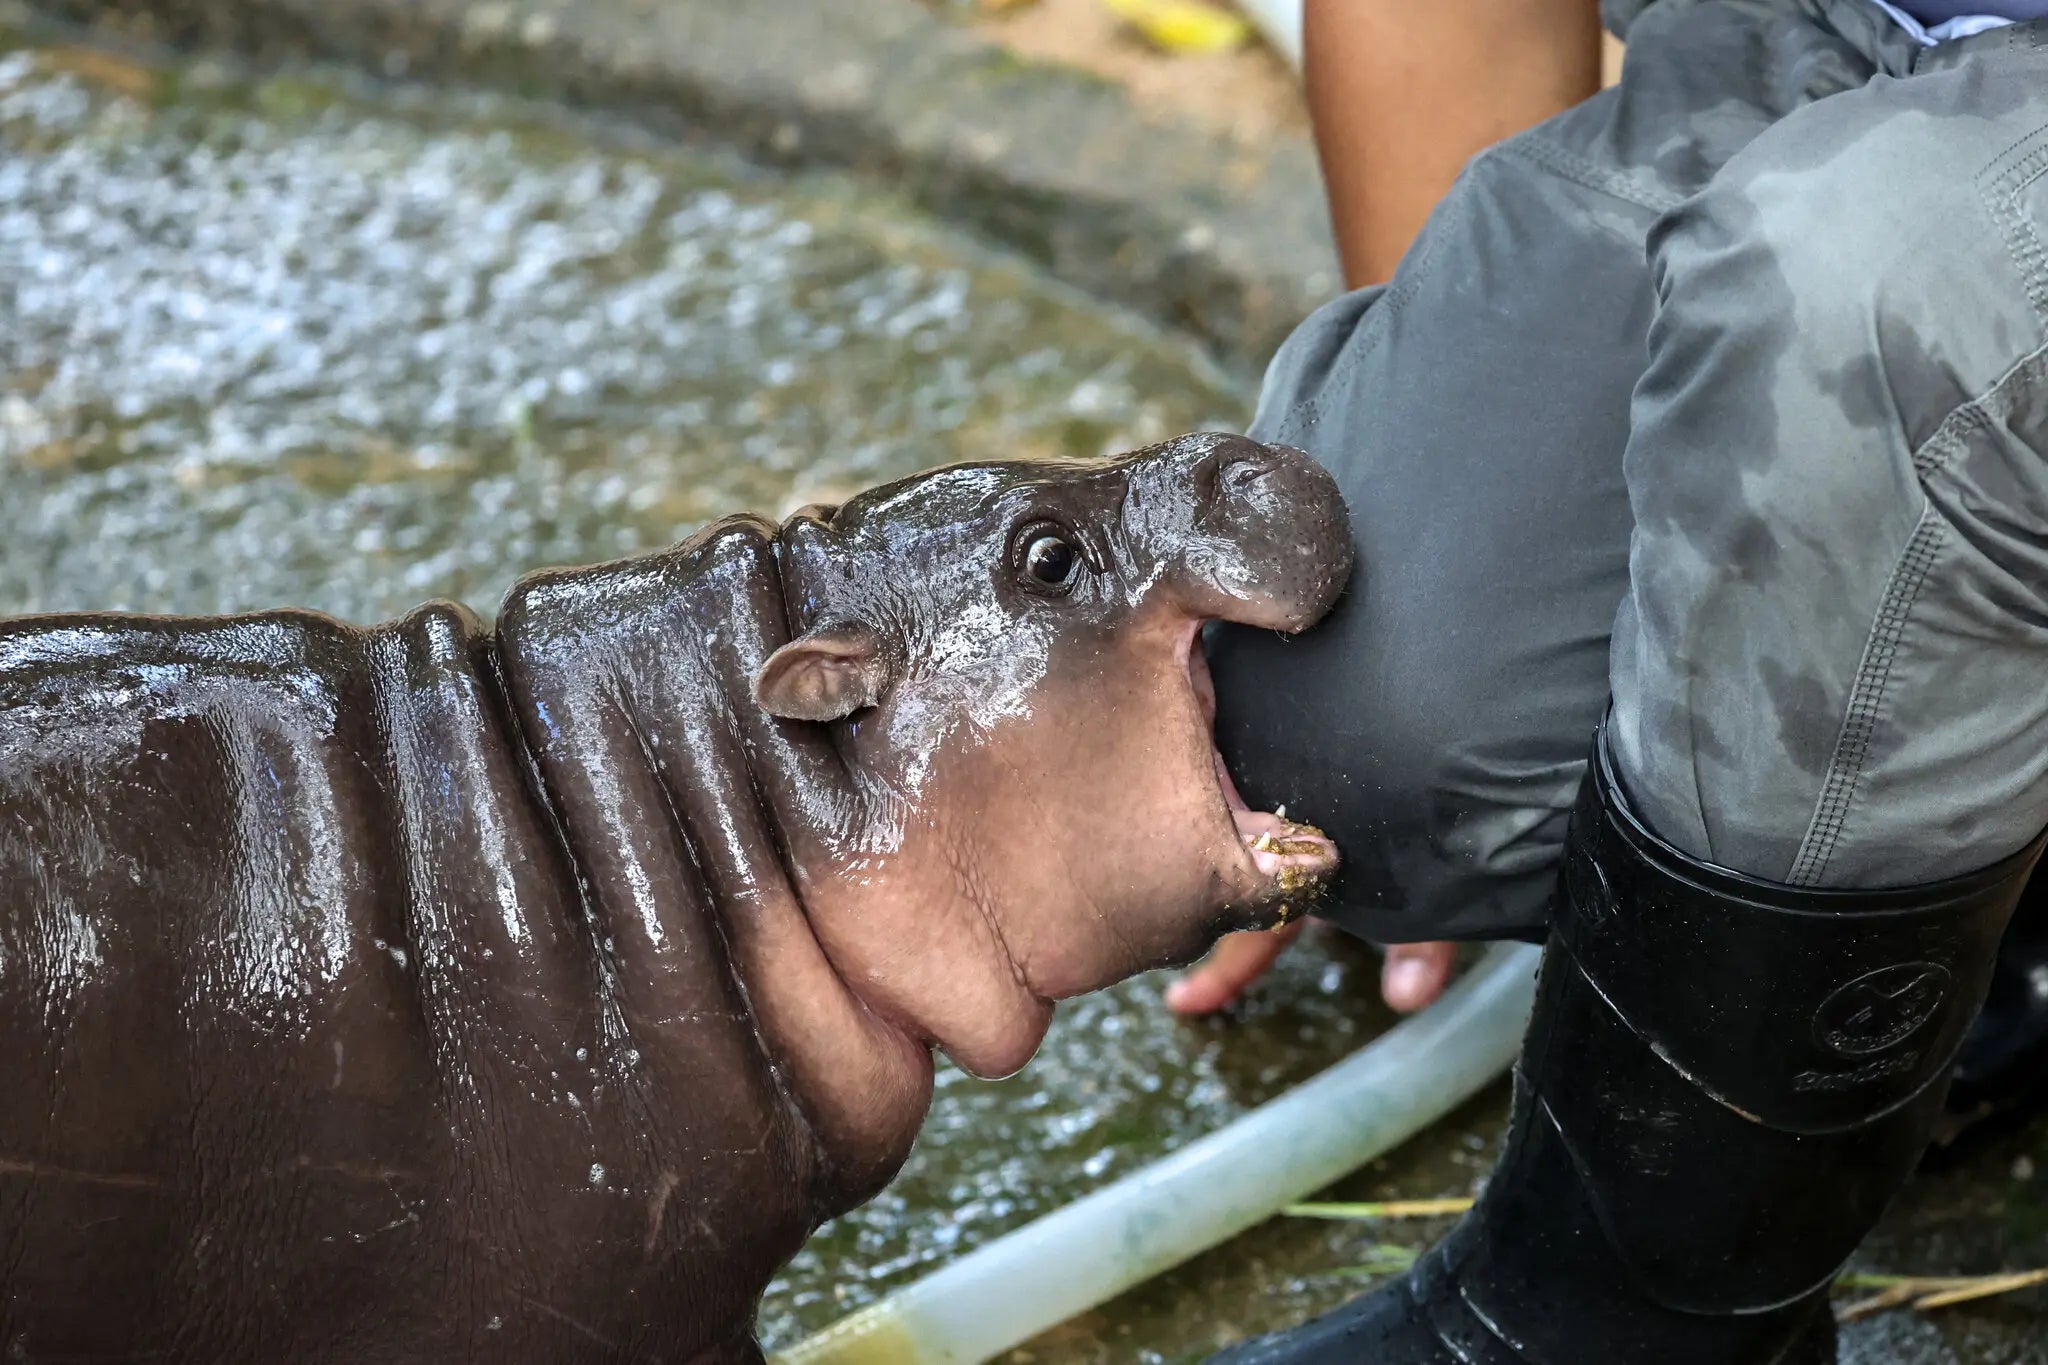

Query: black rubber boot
[1931,870,2048,1158]
[1211,730,2045,1365]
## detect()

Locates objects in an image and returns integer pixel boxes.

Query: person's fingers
[1380,940,1458,1013]
[1164,920,1307,1015]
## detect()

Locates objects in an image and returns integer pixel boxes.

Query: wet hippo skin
[0,433,1351,1365]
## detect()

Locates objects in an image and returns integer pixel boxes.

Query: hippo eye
[1012,522,1085,594]
[1026,536,1077,584]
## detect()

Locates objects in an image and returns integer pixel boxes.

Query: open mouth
[1180,623,1339,919]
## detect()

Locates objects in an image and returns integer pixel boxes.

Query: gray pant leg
[1211,0,1900,940]
[1610,25,2048,886]
[1219,148,1649,943]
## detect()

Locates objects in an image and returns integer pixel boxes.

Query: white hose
[1235,0,1305,69]
[772,941,1539,1365]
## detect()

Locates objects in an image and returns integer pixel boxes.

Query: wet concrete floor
[0,28,2041,1363]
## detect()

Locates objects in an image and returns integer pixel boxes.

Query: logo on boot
[1564,847,1615,931]
[1812,962,1952,1058]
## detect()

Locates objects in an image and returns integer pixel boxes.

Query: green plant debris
[1284,1198,1475,1221]
[1324,1244,1421,1280]
[1835,1268,2048,1322]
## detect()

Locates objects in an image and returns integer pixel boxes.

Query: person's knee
[1650,76,2041,442]
[1623,98,1990,617]
[1211,595,1590,944]
[1615,78,2048,885]
[1359,647,1587,942]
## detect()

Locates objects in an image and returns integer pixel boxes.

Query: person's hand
[1377,940,1459,1012]
[1163,926,1457,1016]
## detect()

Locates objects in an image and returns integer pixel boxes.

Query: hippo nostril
[1197,456,1272,514]
[1219,458,1273,494]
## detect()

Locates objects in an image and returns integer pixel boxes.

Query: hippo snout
[1142,433,1353,632]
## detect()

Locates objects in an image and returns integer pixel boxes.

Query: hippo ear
[752,623,893,722]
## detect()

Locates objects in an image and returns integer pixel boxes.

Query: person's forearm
[1305,0,1603,287]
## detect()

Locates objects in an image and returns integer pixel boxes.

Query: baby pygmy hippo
[0,432,1350,1363]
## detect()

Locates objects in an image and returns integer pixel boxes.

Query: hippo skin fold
[0,433,1351,1365]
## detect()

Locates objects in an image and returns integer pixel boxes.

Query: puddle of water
[770,931,1432,1356]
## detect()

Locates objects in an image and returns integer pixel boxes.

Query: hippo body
[0,436,1350,1364]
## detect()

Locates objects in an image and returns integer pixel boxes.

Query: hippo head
[753,433,1352,1077]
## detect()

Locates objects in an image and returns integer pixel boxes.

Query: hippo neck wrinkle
[494,535,945,1194]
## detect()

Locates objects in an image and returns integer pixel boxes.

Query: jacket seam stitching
[1787,512,1944,885]
[1500,135,1685,215]
[1978,125,2048,323]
